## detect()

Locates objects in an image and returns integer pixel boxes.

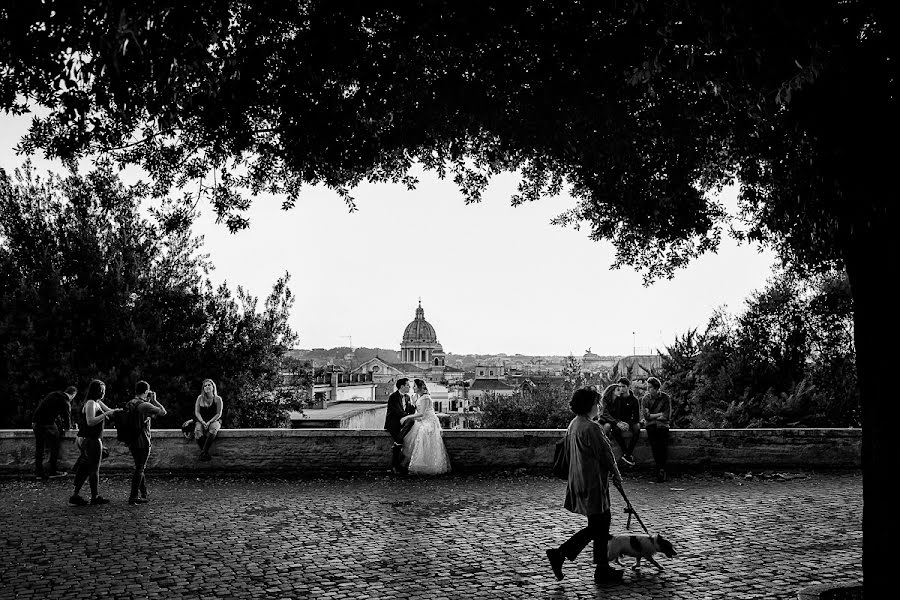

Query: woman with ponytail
[69,379,121,506]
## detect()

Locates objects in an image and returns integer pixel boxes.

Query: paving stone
[0,469,861,599]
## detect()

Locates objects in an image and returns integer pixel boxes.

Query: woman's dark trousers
[73,438,102,498]
[559,511,612,563]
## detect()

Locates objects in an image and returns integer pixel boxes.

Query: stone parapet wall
[0,428,861,475]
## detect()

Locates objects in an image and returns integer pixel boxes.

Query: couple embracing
[384,378,451,476]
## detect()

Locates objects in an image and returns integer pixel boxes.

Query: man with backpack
[123,381,167,505]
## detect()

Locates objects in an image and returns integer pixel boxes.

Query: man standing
[602,378,642,467]
[641,377,672,482]
[125,381,167,505]
[32,385,78,480]
[383,378,416,475]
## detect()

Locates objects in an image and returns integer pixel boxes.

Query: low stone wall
[0,428,861,475]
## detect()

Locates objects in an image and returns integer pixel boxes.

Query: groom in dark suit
[384,378,416,475]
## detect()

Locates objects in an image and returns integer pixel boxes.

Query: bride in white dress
[401,379,451,475]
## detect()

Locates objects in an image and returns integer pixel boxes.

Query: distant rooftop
[289,402,383,421]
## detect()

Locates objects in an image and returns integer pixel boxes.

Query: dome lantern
[402,301,438,343]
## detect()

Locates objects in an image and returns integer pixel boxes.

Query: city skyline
[181,173,779,357]
[1,113,777,356]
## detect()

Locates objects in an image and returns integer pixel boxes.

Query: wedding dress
[404,393,451,475]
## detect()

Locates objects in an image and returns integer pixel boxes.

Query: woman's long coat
[564,415,618,516]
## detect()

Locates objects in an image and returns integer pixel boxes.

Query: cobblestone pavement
[0,469,861,599]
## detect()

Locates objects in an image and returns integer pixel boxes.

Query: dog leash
[616,485,651,534]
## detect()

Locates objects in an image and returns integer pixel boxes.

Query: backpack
[115,401,143,445]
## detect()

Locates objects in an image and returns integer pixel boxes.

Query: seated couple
[383,378,451,476]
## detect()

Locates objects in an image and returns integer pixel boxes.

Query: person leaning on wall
[32,385,78,480]
[641,376,672,483]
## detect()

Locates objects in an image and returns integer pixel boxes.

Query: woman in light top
[194,378,224,461]
[69,379,121,506]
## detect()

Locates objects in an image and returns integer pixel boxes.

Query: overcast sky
[1,113,777,357]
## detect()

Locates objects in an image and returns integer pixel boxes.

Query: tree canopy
[2,1,891,278]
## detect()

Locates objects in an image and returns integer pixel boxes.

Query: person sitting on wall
[194,379,224,462]
[595,383,619,432]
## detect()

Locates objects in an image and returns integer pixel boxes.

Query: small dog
[607,533,677,570]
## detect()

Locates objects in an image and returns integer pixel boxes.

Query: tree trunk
[842,212,899,595]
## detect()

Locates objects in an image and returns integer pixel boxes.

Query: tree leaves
[0,1,893,371]
[658,268,858,428]
[0,164,296,427]
[4,1,888,279]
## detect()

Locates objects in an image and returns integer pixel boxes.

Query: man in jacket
[383,378,416,475]
[642,377,673,482]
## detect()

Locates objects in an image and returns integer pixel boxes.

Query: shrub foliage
[0,164,300,428]
[659,269,859,428]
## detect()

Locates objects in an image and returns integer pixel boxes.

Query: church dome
[402,301,438,343]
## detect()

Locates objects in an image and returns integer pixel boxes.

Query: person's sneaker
[545,548,565,581]
[89,496,110,505]
[620,455,635,467]
[593,566,624,584]
[47,471,68,478]
[656,468,667,483]
[68,495,88,506]
[128,497,148,505]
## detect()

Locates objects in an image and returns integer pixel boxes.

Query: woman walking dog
[546,386,625,584]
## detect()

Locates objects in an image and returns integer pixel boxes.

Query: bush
[0,164,298,428]
[658,269,859,428]
[478,384,572,429]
